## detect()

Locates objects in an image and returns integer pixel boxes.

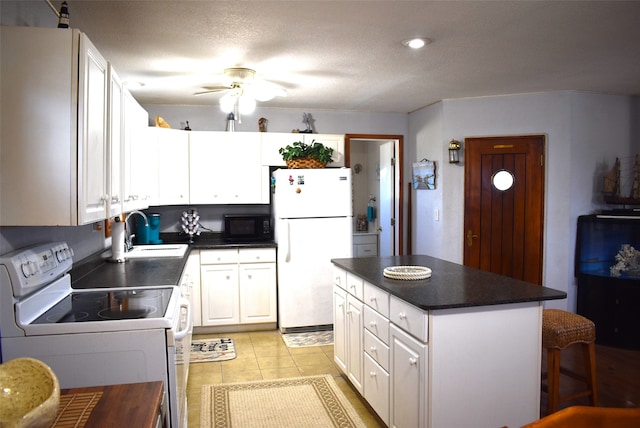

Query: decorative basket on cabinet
[285,157,327,169]
[279,140,333,169]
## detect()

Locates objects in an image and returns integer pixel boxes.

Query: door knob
[467,229,478,247]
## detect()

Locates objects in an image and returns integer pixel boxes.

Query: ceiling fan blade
[193,85,232,96]
[245,81,287,101]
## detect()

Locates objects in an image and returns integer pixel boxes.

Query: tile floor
[186,330,385,427]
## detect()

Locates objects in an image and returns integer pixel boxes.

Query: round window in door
[491,169,515,191]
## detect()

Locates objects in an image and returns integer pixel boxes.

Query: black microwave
[223,214,272,242]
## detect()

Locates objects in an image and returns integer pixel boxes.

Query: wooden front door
[463,135,545,285]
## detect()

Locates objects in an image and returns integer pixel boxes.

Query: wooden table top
[55,381,164,428]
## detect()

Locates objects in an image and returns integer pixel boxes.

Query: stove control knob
[21,261,37,277]
[55,246,73,262]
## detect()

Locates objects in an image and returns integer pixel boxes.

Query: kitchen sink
[125,244,189,259]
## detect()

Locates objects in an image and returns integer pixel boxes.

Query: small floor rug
[281,330,334,348]
[180,338,236,363]
[200,375,366,428]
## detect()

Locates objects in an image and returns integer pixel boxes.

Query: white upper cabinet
[260,133,299,166]
[122,91,153,212]
[77,35,109,224]
[154,128,190,205]
[189,131,266,204]
[260,133,345,167]
[1,26,110,225]
[107,65,124,218]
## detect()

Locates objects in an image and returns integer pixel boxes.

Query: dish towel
[367,205,376,222]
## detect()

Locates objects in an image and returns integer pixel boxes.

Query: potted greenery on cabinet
[279,140,333,168]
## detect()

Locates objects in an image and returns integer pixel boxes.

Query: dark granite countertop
[331,255,566,310]
[71,251,188,289]
[71,233,277,289]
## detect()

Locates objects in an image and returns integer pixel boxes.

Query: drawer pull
[338,303,344,308]
[369,296,377,302]
[409,357,418,366]
[369,371,377,377]
[369,346,377,352]
[398,312,407,320]
[369,321,377,327]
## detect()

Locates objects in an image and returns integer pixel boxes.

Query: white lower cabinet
[333,286,348,373]
[200,248,276,327]
[353,233,379,257]
[346,294,363,394]
[201,262,239,325]
[239,262,277,324]
[390,324,427,428]
[334,276,364,395]
[364,352,390,425]
[334,265,424,428]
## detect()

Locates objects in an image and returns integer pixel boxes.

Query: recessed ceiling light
[402,38,431,49]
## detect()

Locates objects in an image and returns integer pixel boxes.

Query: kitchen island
[332,255,566,428]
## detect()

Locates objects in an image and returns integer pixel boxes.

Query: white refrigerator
[273,168,353,332]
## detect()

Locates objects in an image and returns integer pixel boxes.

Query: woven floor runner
[200,374,366,427]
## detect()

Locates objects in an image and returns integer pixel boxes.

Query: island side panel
[428,302,542,428]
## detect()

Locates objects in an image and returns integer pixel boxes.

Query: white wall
[410,103,444,257]
[409,91,638,311]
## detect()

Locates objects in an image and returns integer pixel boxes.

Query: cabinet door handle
[369,320,377,327]
[369,371,377,377]
[369,296,377,302]
[398,312,406,320]
[338,303,344,308]
[409,357,418,366]
[369,346,377,352]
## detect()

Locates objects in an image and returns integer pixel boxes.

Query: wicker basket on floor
[285,157,327,169]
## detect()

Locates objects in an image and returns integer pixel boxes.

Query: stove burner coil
[98,305,158,320]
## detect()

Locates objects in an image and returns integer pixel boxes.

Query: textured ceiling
[49,1,640,113]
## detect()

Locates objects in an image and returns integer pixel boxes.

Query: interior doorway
[345,134,404,255]
[463,135,545,285]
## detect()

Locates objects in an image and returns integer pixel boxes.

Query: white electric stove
[0,242,191,428]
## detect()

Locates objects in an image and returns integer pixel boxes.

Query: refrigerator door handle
[284,220,291,262]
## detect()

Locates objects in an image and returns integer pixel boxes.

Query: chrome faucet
[124,211,148,251]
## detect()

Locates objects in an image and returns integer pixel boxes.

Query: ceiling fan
[194,67,287,116]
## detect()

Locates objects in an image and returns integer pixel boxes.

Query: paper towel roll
[111,221,126,261]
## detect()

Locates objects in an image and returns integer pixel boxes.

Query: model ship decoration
[603,154,640,205]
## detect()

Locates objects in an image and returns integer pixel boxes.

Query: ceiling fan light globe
[239,96,256,114]
[219,94,235,113]
[253,92,275,102]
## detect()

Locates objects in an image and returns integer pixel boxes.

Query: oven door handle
[174,298,192,340]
